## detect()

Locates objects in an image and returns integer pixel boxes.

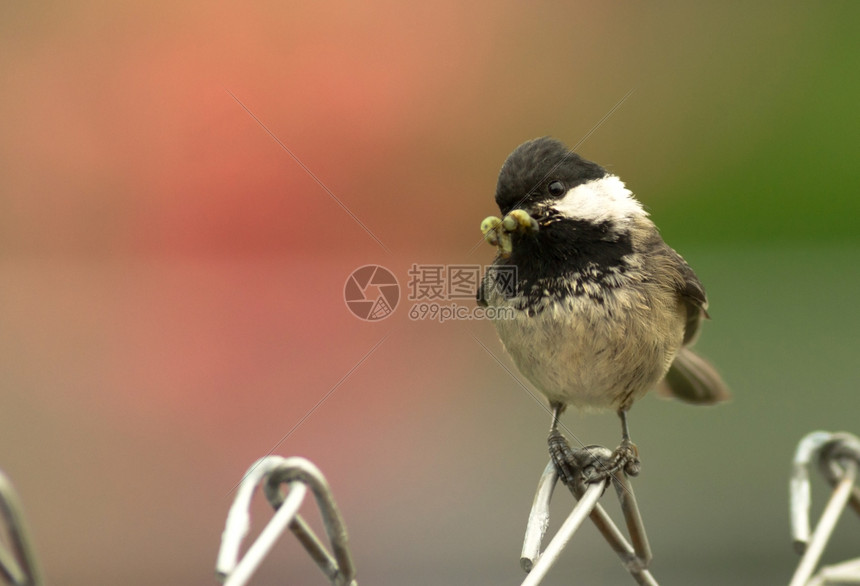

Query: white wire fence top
[1,431,859,585]
[216,456,356,586]
[788,431,860,586]
[0,470,41,586]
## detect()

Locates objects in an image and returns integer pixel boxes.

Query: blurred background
[1,2,859,584]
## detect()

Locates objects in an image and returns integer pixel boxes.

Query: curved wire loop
[0,470,41,586]
[789,431,860,586]
[216,456,357,586]
[520,449,657,586]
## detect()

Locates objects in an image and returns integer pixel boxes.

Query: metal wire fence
[2,431,859,586]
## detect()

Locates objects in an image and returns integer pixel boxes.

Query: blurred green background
[1,2,859,585]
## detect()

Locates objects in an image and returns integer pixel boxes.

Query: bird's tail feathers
[658,348,731,405]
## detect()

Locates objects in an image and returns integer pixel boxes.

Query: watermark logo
[344,264,518,322]
[344,265,400,321]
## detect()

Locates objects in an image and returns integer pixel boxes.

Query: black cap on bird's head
[495,137,606,215]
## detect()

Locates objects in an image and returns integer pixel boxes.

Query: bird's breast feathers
[490,273,686,411]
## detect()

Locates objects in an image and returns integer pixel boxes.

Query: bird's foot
[614,439,641,477]
[548,429,579,488]
[480,210,539,258]
[582,439,641,483]
[549,432,640,487]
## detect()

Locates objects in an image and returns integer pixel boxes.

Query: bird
[477,136,730,485]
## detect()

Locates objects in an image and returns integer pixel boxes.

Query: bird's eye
[548,180,565,197]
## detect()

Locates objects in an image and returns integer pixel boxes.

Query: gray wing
[667,246,709,346]
[657,242,731,404]
[655,239,708,346]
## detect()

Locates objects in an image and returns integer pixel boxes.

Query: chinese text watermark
[344,264,517,322]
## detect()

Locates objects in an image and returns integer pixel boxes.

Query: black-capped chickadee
[478,137,729,484]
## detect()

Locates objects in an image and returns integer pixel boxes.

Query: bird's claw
[615,439,641,477]
[583,440,641,483]
[549,432,641,488]
[481,210,539,258]
[548,429,579,488]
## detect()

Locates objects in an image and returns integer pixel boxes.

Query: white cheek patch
[552,175,647,225]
